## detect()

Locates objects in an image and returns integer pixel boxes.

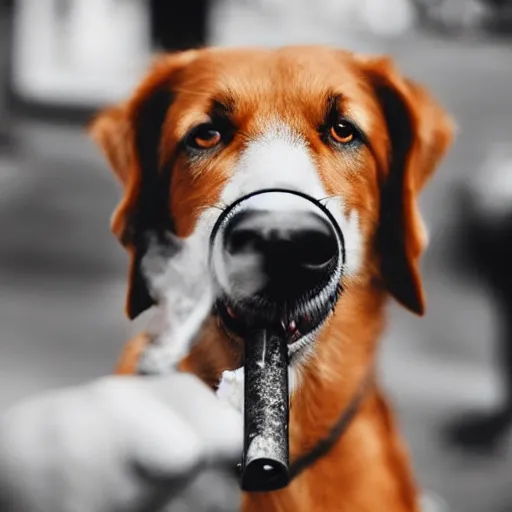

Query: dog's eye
[187,123,222,150]
[329,121,357,144]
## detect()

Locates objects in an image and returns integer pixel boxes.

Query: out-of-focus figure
[0,0,16,149]
[149,0,210,51]
[412,0,512,34]
[445,145,512,451]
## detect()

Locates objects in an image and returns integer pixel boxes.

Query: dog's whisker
[212,202,230,212]
[197,203,226,214]
[318,195,340,204]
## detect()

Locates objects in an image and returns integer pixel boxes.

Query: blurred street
[1,1,512,510]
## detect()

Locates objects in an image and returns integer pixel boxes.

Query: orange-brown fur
[90,46,454,511]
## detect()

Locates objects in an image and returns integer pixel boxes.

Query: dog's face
[91,46,453,372]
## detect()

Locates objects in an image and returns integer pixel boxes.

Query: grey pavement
[1,2,512,510]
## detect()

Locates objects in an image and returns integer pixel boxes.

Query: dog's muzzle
[209,189,345,492]
[210,189,345,340]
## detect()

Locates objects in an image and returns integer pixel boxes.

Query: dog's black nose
[223,209,338,301]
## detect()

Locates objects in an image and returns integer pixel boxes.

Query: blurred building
[9,0,210,118]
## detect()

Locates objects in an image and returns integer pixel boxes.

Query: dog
[90,46,454,512]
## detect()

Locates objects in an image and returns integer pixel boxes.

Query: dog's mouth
[215,286,341,360]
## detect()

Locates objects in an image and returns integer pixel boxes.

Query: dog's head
[91,46,453,369]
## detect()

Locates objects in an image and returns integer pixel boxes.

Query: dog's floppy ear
[361,56,454,315]
[90,51,198,319]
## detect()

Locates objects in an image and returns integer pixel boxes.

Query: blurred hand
[0,373,242,512]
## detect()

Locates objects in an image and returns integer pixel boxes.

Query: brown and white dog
[91,46,453,512]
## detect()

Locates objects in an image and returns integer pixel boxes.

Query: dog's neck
[176,282,421,512]
[243,285,420,512]
[243,391,420,512]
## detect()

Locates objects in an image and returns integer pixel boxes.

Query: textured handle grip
[241,329,290,492]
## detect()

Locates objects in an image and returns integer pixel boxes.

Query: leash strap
[289,368,375,480]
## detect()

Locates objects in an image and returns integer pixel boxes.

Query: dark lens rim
[208,188,346,268]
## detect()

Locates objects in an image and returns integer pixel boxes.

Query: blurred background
[1,0,512,510]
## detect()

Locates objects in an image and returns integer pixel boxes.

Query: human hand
[0,373,242,512]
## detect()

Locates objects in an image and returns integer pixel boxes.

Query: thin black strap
[289,370,374,480]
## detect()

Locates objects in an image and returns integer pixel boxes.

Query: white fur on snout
[221,122,327,205]
[220,121,363,278]
[138,212,218,375]
[322,197,363,278]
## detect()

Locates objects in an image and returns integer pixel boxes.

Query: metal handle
[241,328,290,492]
